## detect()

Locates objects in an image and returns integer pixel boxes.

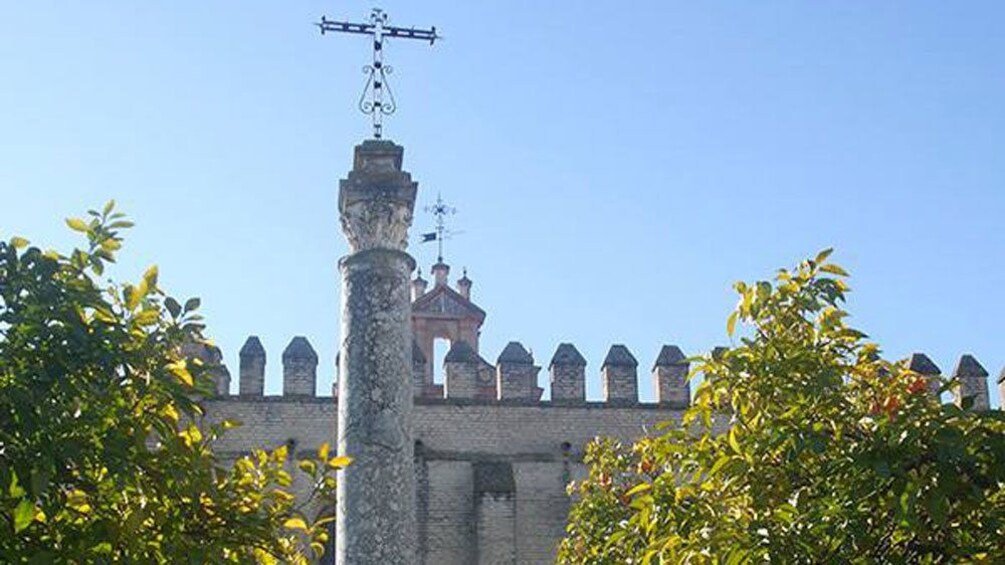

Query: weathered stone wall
[202,394,683,563]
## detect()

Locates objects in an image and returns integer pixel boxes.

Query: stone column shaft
[336,140,419,564]
[337,250,417,562]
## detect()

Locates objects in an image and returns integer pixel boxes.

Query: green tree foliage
[560,250,1005,564]
[0,203,347,563]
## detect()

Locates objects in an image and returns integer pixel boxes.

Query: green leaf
[819,263,849,277]
[814,248,834,264]
[65,218,89,232]
[726,311,738,337]
[103,199,116,215]
[13,499,35,533]
[165,297,182,318]
[184,297,201,313]
[708,455,731,477]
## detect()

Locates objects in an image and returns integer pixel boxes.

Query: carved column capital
[338,140,418,253]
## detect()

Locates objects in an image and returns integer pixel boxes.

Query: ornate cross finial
[421,193,457,263]
[317,8,439,140]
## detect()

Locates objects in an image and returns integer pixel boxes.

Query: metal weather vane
[421,194,459,263]
[317,8,439,140]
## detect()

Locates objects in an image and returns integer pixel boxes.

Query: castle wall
[201,395,682,563]
[208,337,998,563]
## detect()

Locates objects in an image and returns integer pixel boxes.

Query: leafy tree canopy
[560,250,1005,564]
[0,203,345,563]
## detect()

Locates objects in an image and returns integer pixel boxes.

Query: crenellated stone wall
[204,333,1002,563]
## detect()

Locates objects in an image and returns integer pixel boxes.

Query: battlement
[220,337,1003,411]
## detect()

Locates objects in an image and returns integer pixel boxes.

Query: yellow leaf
[814,248,834,264]
[273,445,288,462]
[65,218,88,232]
[728,427,742,455]
[9,236,29,249]
[819,263,849,277]
[161,404,179,424]
[143,264,159,289]
[167,360,193,386]
[134,309,159,326]
[328,456,352,469]
[130,278,148,310]
[283,516,308,531]
[318,442,330,462]
[625,482,651,497]
[179,424,202,447]
[66,490,91,514]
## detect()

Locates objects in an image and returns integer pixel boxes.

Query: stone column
[336,140,419,564]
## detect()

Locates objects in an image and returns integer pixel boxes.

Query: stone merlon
[549,343,586,404]
[653,345,686,369]
[282,336,317,397]
[953,354,988,378]
[952,354,990,411]
[908,352,941,375]
[549,343,587,368]
[602,345,639,404]
[445,340,480,364]
[497,342,534,365]
[239,335,265,358]
[282,336,318,362]
[238,335,266,396]
[602,344,638,369]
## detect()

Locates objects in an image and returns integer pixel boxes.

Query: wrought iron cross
[317,8,439,140]
[422,194,457,263]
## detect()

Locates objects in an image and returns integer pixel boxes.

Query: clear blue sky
[3,2,1003,404]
